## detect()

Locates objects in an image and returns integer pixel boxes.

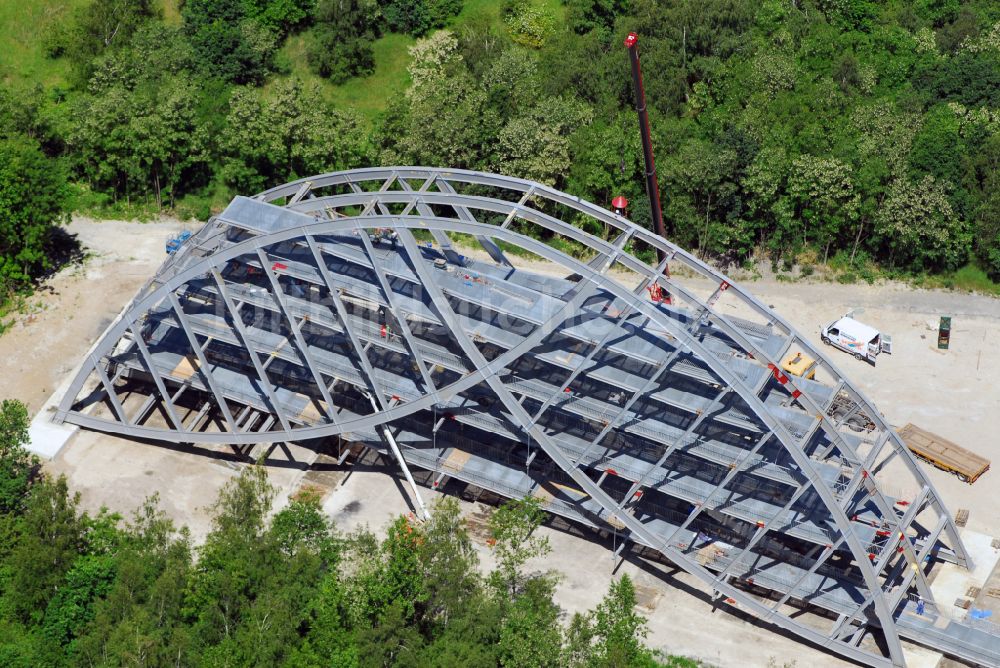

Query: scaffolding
[57,167,1000,668]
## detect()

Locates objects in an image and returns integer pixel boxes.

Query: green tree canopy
[0,400,37,516]
[0,138,69,287]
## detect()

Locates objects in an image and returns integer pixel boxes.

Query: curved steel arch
[58,168,999,667]
[257,168,957,508]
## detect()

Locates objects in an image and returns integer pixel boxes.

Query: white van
[821,315,892,363]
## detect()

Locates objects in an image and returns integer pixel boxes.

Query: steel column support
[167,292,237,431]
[210,270,294,433]
[574,344,683,466]
[306,233,431,519]
[354,231,439,393]
[710,479,816,586]
[256,248,338,420]
[764,538,845,620]
[658,429,775,545]
[129,324,186,433]
[303,240,390,406]
[529,282,654,425]
[91,354,130,426]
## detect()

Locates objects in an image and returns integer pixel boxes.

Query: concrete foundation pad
[929,528,1000,622]
[28,411,77,459]
[26,367,82,459]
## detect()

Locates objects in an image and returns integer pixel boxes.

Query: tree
[69,72,207,208]
[480,47,542,120]
[505,1,556,48]
[662,136,741,256]
[497,576,562,668]
[974,190,1000,279]
[909,104,965,212]
[41,553,118,650]
[382,0,462,36]
[64,22,209,207]
[561,611,595,667]
[384,0,432,36]
[0,138,69,288]
[919,50,1000,108]
[417,497,480,629]
[307,0,379,83]
[182,0,277,84]
[0,400,38,516]
[566,115,644,237]
[0,86,51,143]
[344,518,427,666]
[243,0,314,36]
[487,497,550,597]
[71,498,193,666]
[494,96,593,188]
[56,0,158,85]
[182,463,275,645]
[227,494,338,666]
[565,0,628,35]
[7,476,86,625]
[970,132,1000,279]
[220,79,369,193]
[287,572,359,668]
[591,575,651,668]
[875,174,969,271]
[817,0,878,32]
[427,0,464,29]
[787,155,860,261]
[388,30,496,168]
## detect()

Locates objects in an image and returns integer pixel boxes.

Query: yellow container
[782,352,816,379]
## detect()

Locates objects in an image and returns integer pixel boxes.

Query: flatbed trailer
[898,423,990,483]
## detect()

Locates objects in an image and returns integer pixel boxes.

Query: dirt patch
[464,504,495,544]
[633,583,663,613]
[295,453,349,502]
[0,216,189,413]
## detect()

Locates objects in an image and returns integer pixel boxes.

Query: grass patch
[275,30,416,123]
[0,292,26,336]
[916,263,1000,296]
[66,182,167,222]
[327,32,416,116]
[0,0,86,86]
[68,179,232,223]
[157,0,182,26]
[273,0,567,123]
[820,251,1000,296]
[455,0,505,24]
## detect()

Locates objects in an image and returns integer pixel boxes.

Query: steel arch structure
[57,168,1000,667]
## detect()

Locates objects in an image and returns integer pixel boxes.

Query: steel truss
[57,168,1000,667]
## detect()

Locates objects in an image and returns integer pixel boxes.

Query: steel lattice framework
[57,168,1000,667]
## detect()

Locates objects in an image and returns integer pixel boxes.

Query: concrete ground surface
[5,217,1000,667]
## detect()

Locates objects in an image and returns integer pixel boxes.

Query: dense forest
[0,399,695,667]
[3,0,1000,304]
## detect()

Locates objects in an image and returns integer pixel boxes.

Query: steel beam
[167,292,237,431]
